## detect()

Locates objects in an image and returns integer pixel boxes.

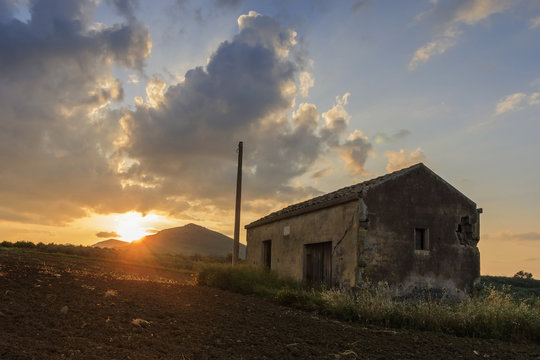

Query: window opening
[415,228,428,250]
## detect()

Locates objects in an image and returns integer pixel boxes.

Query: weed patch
[198,266,540,343]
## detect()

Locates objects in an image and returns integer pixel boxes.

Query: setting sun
[114,212,154,242]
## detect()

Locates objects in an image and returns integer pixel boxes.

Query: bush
[198,264,298,295]
[13,241,36,248]
[514,270,534,280]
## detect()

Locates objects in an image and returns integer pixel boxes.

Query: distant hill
[131,223,245,258]
[91,239,130,249]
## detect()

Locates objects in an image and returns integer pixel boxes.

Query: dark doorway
[262,240,271,269]
[304,241,332,287]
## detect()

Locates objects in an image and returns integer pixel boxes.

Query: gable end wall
[361,165,480,295]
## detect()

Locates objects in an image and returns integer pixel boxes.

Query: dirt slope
[0,249,538,359]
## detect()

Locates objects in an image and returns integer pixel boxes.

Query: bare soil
[1,249,539,360]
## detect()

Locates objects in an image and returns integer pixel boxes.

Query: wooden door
[304,241,332,287]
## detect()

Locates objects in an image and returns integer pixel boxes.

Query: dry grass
[198,265,540,343]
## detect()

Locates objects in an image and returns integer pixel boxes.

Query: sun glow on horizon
[114,212,158,242]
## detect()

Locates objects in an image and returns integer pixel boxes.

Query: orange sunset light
[113,212,159,243]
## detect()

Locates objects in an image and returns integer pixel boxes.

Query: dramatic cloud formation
[495,92,540,115]
[0,3,372,231]
[409,0,512,70]
[118,12,371,222]
[0,0,152,224]
[384,148,426,172]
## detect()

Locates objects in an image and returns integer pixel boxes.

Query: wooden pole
[232,141,243,265]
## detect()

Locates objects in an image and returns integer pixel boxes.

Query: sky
[1,0,539,277]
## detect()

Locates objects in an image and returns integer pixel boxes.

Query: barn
[245,163,481,296]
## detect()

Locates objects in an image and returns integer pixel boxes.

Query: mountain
[132,223,245,258]
[91,239,130,249]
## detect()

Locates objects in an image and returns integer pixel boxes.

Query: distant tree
[513,270,533,280]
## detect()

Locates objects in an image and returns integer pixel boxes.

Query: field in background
[482,275,540,302]
[0,240,230,273]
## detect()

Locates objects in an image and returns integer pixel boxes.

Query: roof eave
[245,193,360,229]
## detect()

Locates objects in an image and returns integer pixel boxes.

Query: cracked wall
[359,165,480,294]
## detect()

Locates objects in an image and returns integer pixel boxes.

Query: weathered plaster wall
[246,201,359,288]
[361,166,480,295]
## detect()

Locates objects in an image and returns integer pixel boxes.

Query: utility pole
[232,141,243,266]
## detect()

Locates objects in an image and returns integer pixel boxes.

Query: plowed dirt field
[1,249,538,359]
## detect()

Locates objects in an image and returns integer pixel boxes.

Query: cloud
[384,148,426,172]
[117,12,367,224]
[96,231,120,238]
[530,92,540,105]
[214,0,246,9]
[494,92,540,115]
[351,0,372,13]
[409,0,512,70]
[512,232,540,241]
[409,32,458,70]
[338,130,372,175]
[1,7,368,229]
[494,92,527,114]
[0,0,21,23]
[107,0,139,21]
[128,74,139,83]
[0,0,152,225]
[320,93,351,146]
[299,71,315,98]
[487,232,540,243]
[530,15,540,29]
[375,129,411,144]
[311,168,332,180]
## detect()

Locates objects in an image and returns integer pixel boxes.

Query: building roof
[245,163,428,229]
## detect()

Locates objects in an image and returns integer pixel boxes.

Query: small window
[415,228,428,250]
[262,240,272,269]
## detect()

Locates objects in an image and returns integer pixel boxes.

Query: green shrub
[198,264,296,295]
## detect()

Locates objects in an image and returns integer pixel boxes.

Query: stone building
[245,163,481,296]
